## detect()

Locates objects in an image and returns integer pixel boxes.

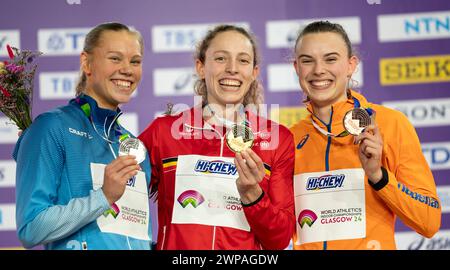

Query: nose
[313,61,325,76]
[225,59,238,74]
[119,62,133,76]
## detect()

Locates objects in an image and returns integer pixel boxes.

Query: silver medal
[118,137,147,164]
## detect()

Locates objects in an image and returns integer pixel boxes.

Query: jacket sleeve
[372,111,441,238]
[15,112,110,248]
[242,127,296,249]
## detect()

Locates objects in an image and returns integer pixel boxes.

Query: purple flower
[6,63,24,74]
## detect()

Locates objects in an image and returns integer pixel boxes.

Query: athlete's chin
[112,94,132,106]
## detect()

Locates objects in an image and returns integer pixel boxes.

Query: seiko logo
[380,55,450,85]
[68,128,92,139]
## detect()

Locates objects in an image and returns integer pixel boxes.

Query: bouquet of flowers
[0,44,42,130]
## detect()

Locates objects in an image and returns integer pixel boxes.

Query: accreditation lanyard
[311,97,374,138]
[75,96,130,158]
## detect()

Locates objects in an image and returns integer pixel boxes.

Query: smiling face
[294,32,357,108]
[196,30,259,108]
[81,30,142,110]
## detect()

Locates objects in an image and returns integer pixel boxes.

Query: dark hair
[75,22,144,96]
[194,24,263,107]
[294,21,353,58]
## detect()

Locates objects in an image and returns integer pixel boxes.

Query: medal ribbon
[75,96,127,143]
[311,97,374,138]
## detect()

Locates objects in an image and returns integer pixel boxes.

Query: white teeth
[219,79,241,86]
[113,80,131,88]
[310,80,331,87]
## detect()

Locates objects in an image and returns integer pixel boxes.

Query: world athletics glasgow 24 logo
[177,190,205,208]
[298,209,318,228]
[103,203,120,219]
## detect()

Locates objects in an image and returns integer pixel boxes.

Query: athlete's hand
[102,155,141,205]
[235,149,265,204]
[354,124,383,184]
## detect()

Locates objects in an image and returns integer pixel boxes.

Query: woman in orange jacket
[290,21,441,250]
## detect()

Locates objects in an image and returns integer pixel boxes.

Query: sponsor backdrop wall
[1,0,450,250]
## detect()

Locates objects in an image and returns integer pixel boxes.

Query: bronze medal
[343,108,372,136]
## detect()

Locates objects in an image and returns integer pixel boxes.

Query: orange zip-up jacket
[290,90,441,250]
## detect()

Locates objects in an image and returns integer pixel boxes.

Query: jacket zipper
[160,225,166,250]
[212,226,217,250]
[322,108,333,250]
[183,123,225,250]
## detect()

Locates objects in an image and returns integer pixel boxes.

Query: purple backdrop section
[0,0,449,249]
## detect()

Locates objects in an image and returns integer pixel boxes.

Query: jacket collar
[181,105,271,133]
[305,89,370,130]
[70,94,122,126]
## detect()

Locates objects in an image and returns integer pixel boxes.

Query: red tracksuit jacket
[139,106,295,250]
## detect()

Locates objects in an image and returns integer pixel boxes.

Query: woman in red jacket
[139,25,295,250]
[290,21,441,250]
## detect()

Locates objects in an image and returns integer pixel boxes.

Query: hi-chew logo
[306,174,345,190]
[177,190,205,208]
[194,160,237,175]
[298,209,318,228]
[126,176,136,187]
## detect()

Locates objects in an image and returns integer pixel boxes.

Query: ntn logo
[405,16,450,34]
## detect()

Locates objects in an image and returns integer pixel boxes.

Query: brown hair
[194,24,263,108]
[294,20,353,58]
[75,22,144,96]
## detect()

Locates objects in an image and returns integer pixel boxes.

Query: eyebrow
[106,51,142,57]
[213,50,251,57]
[298,52,340,58]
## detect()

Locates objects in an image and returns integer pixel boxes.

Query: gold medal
[225,124,254,153]
[343,108,372,136]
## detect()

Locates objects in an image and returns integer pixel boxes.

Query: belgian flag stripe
[162,157,178,168]
[264,163,271,177]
